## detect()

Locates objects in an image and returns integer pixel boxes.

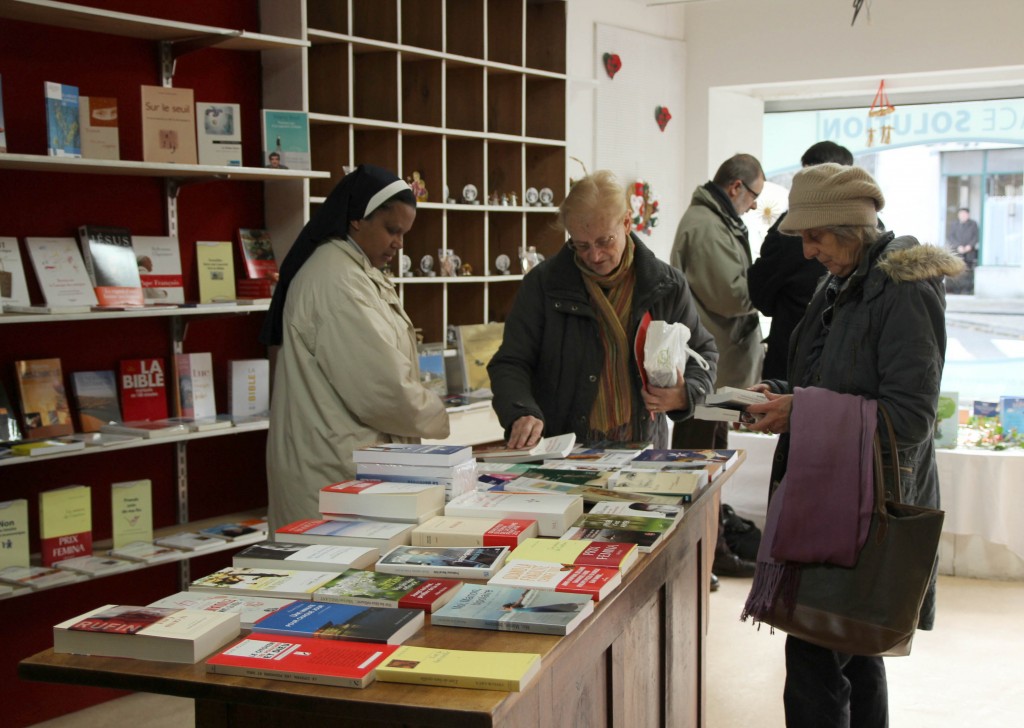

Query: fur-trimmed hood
[878,240,965,283]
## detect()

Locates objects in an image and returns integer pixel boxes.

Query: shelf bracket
[159,33,240,79]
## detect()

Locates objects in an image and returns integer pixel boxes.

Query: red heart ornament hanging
[603,53,622,79]
[656,106,672,132]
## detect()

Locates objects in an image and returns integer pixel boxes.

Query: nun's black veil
[259,164,415,346]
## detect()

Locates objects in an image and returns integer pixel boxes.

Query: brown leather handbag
[762,405,944,657]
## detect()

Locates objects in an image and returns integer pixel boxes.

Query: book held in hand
[487,559,621,601]
[54,604,239,663]
[233,542,379,573]
[207,636,396,689]
[474,432,577,463]
[76,225,144,307]
[376,644,542,692]
[431,583,594,636]
[251,600,424,645]
[376,545,510,580]
[312,569,459,612]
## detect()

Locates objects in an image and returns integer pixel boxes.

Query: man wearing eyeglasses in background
[488,169,717,454]
[670,153,766,579]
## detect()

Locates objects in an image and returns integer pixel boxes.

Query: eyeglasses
[741,180,761,200]
[566,234,618,254]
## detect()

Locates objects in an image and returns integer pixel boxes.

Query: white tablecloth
[724,431,1024,567]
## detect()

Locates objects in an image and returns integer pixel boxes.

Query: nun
[261,164,450,530]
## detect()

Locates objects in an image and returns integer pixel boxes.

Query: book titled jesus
[76,225,144,307]
[119,358,168,422]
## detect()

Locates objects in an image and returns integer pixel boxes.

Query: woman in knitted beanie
[741,163,964,727]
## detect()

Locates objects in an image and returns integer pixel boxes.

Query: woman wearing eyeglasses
[488,170,718,450]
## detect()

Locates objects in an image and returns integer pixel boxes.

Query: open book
[474,433,577,463]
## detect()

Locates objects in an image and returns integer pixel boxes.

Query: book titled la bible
[119,358,168,422]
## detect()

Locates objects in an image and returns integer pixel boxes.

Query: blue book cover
[260,109,309,170]
[972,401,998,419]
[431,583,593,636]
[998,396,1024,436]
[251,600,423,644]
[44,81,80,157]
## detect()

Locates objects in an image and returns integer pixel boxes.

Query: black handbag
[761,405,944,657]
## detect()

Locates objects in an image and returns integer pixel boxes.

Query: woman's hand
[642,368,688,414]
[746,391,793,435]
[508,415,544,449]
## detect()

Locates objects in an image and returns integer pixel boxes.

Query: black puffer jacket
[488,234,718,449]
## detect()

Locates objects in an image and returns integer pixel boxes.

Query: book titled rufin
[376,645,542,692]
[39,485,92,567]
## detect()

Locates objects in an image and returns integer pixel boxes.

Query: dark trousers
[784,636,889,728]
[672,418,733,557]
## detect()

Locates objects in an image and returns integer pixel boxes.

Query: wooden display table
[20,457,740,728]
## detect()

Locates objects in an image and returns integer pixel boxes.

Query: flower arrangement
[629,180,659,235]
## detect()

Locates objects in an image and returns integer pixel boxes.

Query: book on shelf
[54,555,135,577]
[227,359,270,419]
[0,565,84,590]
[9,436,86,457]
[0,583,30,599]
[44,81,80,157]
[190,566,341,601]
[375,545,510,580]
[352,443,473,468]
[487,559,621,601]
[474,432,577,464]
[233,542,379,573]
[148,591,296,631]
[251,600,424,645]
[998,395,1024,437]
[0,380,22,441]
[627,448,740,471]
[65,431,141,447]
[39,484,92,566]
[118,358,169,422]
[78,95,119,160]
[69,370,120,432]
[431,583,594,636]
[15,357,73,439]
[0,74,6,153]
[376,644,542,692]
[444,491,584,538]
[560,512,677,554]
[235,277,275,301]
[410,515,539,548]
[141,85,197,164]
[195,102,241,166]
[100,419,188,439]
[196,240,236,303]
[318,480,446,524]
[507,537,638,574]
[0,499,30,570]
[693,403,759,425]
[451,322,504,393]
[206,636,396,689]
[54,604,239,664]
[108,540,184,565]
[934,391,959,449]
[275,518,415,550]
[0,236,31,308]
[237,228,278,279]
[199,518,268,544]
[76,224,145,307]
[132,236,184,304]
[22,237,98,310]
[110,479,153,548]
[172,352,216,419]
[261,109,310,170]
[610,469,709,502]
[312,569,460,612]
[155,532,225,552]
[163,415,233,432]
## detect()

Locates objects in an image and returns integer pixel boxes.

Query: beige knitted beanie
[779,163,885,233]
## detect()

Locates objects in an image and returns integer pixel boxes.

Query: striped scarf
[577,238,637,440]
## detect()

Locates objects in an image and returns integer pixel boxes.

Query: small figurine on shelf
[407,171,428,202]
[501,193,510,206]
[510,192,518,206]
[460,262,473,276]
[420,254,436,277]
[488,191,501,206]
[400,254,414,277]
[495,254,511,275]
[520,245,541,273]
[438,248,457,277]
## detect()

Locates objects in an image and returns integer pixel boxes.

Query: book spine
[378,671,522,691]
[377,563,486,580]
[312,593,397,609]
[207,663,363,689]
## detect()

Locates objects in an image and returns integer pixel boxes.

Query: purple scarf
[742,387,876,622]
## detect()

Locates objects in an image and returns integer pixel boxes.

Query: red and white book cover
[206,636,397,689]
[236,228,278,280]
[508,538,639,573]
[480,519,540,547]
[488,560,621,601]
[119,358,168,422]
[395,578,462,611]
[68,605,177,634]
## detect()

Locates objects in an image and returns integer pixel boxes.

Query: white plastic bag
[643,320,710,388]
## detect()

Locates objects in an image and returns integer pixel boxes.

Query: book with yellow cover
[39,485,92,567]
[111,479,153,548]
[375,644,542,691]
[195,241,235,303]
[507,537,638,573]
[0,499,30,570]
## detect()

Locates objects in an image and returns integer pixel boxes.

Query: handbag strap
[872,401,904,544]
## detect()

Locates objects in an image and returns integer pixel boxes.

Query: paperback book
[628,448,740,471]
[251,600,424,645]
[172,352,216,419]
[69,370,120,432]
[318,480,446,524]
[195,240,236,303]
[934,391,959,449]
[141,85,197,164]
[474,432,577,464]
[190,566,342,601]
[78,95,119,160]
[233,542,379,573]
[0,380,21,441]
[275,518,415,551]
[375,545,510,580]
[376,644,542,692]
[352,443,473,468]
[0,499,30,570]
[38,484,92,566]
[154,532,225,552]
[410,516,539,548]
[148,591,296,630]
[431,583,594,636]
[507,537,638,573]
[693,404,758,425]
[444,491,584,537]
[237,228,278,279]
[261,109,310,170]
[488,560,621,601]
[21,237,98,311]
[100,419,188,439]
[207,636,396,689]
[15,357,73,439]
[0,565,83,590]
[199,518,267,544]
[610,469,709,502]
[132,236,184,304]
[312,568,460,612]
[227,359,270,419]
[588,499,684,521]
[118,358,168,422]
[76,224,144,307]
[108,540,185,565]
[54,604,239,663]
[195,102,241,166]
[9,437,85,457]
[44,81,80,157]
[0,236,31,308]
[54,555,135,577]
[998,395,1024,438]
[561,512,677,553]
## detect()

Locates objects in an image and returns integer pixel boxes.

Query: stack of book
[443,491,584,538]
[693,386,767,424]
[352,443,477,502]
[410,515,539,548]
[318,480,446,525]
[375,544,510,580]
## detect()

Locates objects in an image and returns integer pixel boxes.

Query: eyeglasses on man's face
[566,233,619,254]
[741,179,761,200]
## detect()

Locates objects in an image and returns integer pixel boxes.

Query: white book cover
[148,591,295,630]
[108,540,184,564]
[54,555,136,576]
[78,95,119,160]
[173,352,216,420]
[233,542,379,573]
[444,491,584,537]
[132,236,184,304]
[0,565,83,590]
[196,102,241,166]
[0,237,31,307]
[189,567,340,601]
[228,359,270,418]
[0,499,30,570]
[24,237,98,308]
[155,532,224,552]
